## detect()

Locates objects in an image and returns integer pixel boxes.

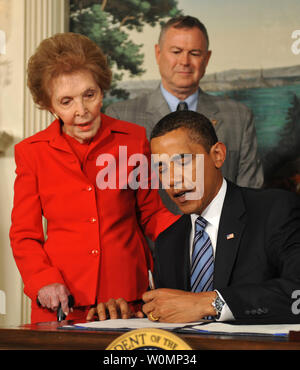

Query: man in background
[106,15,264,215]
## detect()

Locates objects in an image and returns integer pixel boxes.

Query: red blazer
[10,114,178,313]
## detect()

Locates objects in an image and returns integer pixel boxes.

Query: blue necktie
[191,216,214,292]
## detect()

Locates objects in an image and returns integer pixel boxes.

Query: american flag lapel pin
[226,233,235,240]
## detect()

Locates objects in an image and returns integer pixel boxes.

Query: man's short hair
[150,111,218,153]
[159,15,209,50]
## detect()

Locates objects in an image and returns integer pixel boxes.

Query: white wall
[0,0,67,326]
[0,0,25,326]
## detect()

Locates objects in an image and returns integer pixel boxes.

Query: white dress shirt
[189,178,235,321]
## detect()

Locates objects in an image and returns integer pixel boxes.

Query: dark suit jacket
[154,181,300,323]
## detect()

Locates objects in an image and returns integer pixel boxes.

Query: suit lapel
[146,87,224,133]
[156,215,191,290]
[180,216,192,290]
[197,89,224,134]
[213,182,246,289]
[171,215,191,291]
[145,86,171,126]
[28,120,73,154]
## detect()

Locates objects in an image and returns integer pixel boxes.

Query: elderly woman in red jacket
[9,33,178,323]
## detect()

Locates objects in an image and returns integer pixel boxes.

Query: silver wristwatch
[211,291,225,319]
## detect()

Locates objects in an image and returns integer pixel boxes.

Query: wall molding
[24,0,69,138]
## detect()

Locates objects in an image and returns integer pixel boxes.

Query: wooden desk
[0,321,300,350]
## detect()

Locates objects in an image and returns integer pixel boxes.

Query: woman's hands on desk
[86,298,144,321]
[37,287,144,321]
[85,289,217,322]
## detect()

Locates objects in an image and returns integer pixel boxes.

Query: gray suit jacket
[106,86,264,214]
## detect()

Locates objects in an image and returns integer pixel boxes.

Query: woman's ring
[149,312,159,321]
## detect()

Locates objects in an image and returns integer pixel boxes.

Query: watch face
[215,296,225,313]
[212,293,225,318]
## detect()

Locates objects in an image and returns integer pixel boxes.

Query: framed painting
[69,0,300,193]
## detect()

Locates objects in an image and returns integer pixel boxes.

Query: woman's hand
[37,283,71,315]
[86,298,144,321]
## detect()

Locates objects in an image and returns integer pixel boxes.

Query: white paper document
[62,319,300,336]
[72,318,202,330]
[188,322,300,336]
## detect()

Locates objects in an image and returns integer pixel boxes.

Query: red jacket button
[90,249,99,256]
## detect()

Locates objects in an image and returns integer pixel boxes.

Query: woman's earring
[52,112,59,120]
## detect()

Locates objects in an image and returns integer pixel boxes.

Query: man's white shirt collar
[160,84,199,112]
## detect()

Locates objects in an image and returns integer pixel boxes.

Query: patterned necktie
[176,101,188,111]
[191,216,214,292]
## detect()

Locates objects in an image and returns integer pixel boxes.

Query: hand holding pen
[36,283,74,321]
[144,269,159,321]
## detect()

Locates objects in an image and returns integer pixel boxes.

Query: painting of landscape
[70,0,300,193]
